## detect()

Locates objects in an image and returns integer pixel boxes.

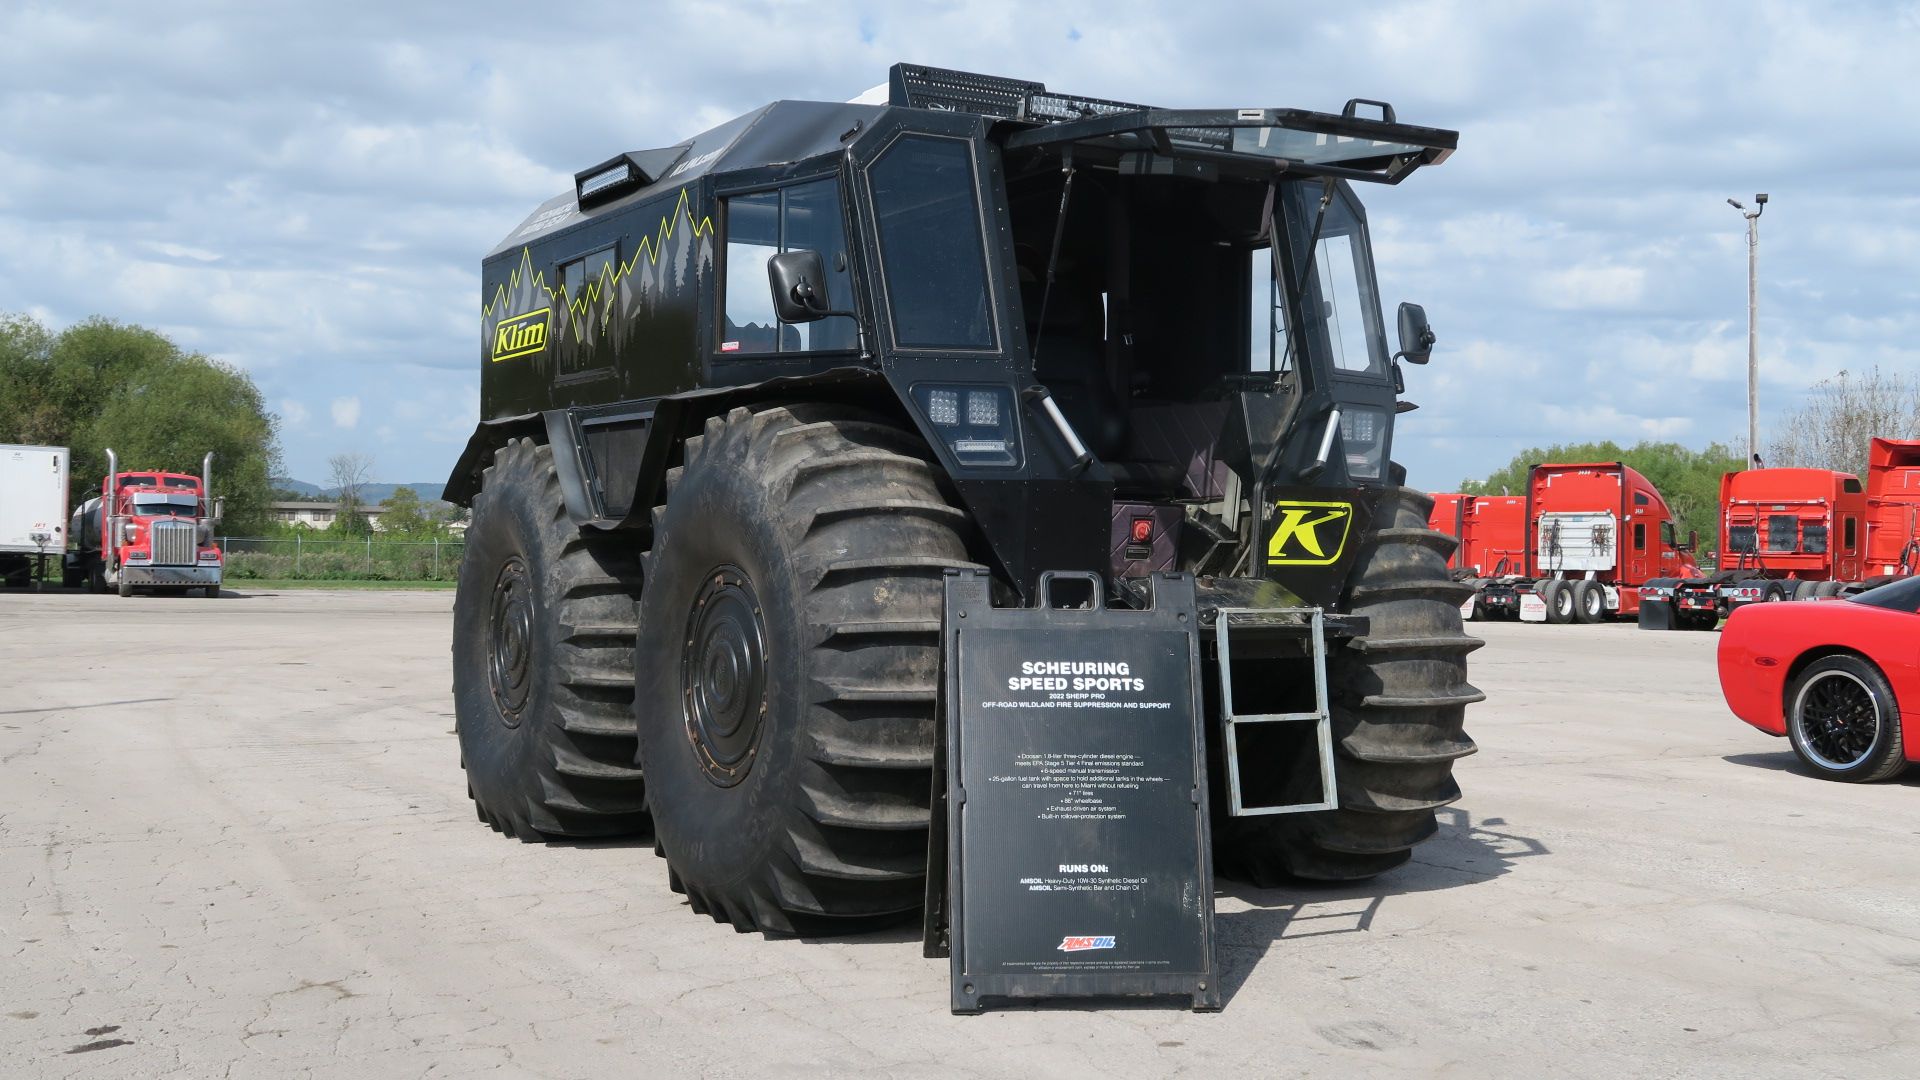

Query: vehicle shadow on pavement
[1722,752,1808,775]
[1724,751,1920,786]
[1211,806,1549,1006]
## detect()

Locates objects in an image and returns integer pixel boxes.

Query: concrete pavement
[3,589,1917,1078]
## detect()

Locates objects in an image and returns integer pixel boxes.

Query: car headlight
[911,383,1020,468]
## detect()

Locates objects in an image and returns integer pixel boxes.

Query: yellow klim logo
[1266,501,1354,566]
[492,308,549,362]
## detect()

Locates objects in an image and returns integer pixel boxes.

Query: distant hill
[271,478,447,504]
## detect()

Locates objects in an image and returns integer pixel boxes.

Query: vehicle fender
[612,368,900,534]
[443,412,549,509]
[442,410,601,525]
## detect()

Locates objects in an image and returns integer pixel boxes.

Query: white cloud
[1532,264,1647,311]
[1,0,1913,490]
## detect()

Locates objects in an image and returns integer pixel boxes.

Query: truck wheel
[633,405,975,934]
[1217,486,1482,883]
[453,438,649,841]
[204,585,221,599]
[1785,655,1907,782]
[1542,580,1573,623]
[1763,581,1789,603]
[1572,580,1605,623]
[117,578,132,598]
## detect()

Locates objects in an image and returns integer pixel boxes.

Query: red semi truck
[1434,462,1699,623]
[1431,492,1526,579]
[1643,438,1920,629]
[64,450,224,597]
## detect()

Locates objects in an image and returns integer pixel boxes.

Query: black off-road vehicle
[445,64,1480,933]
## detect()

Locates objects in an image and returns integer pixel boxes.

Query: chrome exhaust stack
[104,447,120,565]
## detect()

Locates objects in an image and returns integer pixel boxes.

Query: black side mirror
[1394,301,1435,364]
[768,250,831,323]
[1687,530,1699,552]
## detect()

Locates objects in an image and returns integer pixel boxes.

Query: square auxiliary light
[911,383,1021,468]
[966,390,1000,427]
[925,389,961,426]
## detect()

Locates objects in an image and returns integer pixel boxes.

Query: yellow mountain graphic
[482,187,714,342]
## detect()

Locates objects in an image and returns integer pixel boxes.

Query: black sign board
[936,570,1219,1012]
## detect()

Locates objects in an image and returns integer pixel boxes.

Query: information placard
[940,571,1218,1012]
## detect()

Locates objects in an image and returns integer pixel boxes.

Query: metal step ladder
[1213,608,1337,816]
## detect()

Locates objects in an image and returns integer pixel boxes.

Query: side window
[1661,521,1678,549]
[557,244,618,375]
[1633,522,1646,550]
[868,136,995,349]
[720,180,856,355]
[1633,492,1650,507]
[1844,516,1858,552]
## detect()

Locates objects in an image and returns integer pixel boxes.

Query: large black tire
[117,577,132,598]
[1785,654,1907,782]
[1218,486,1483,883]
[453,438,650,841]
[1542,579,1574,624]
[1572,579,1605,623]
[633,405,977,934]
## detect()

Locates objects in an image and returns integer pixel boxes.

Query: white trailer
[0,444,71,587]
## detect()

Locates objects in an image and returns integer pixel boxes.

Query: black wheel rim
[681,565,769,787]
[1796,671,1880,769]
[488,555,534,726]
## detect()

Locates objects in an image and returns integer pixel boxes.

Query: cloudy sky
[3,1,1916,489]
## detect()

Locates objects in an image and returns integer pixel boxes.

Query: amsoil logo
[1058,935,1116,952]
[491,308,550,362]
[1265,501,1354,566]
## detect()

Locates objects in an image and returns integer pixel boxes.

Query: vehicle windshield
[131,494,198,518]
[1850,576,1920,614]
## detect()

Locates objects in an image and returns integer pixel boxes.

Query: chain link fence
[221,536,465,581]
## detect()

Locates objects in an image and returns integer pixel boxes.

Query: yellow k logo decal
[1266,502,1354,566]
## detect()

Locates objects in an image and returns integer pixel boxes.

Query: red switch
[1130,517,1154,544]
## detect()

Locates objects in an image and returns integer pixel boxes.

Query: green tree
[377,486,431,537]
[1460,440,1745,553]
[0,314,281,533]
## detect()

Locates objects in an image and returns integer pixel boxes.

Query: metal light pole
[1728,193,1767,469]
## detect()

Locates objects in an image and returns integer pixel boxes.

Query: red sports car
[1719,577,1920,782]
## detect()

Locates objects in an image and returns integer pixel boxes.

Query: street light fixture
[1730,193,1767,469]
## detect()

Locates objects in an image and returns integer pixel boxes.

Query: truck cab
[1717,468,1865,585]
[69,451,223,597]
[1866,437,1920,578]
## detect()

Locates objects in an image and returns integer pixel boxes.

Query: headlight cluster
[1339,407,1386,481]
[911,384,1020,468]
